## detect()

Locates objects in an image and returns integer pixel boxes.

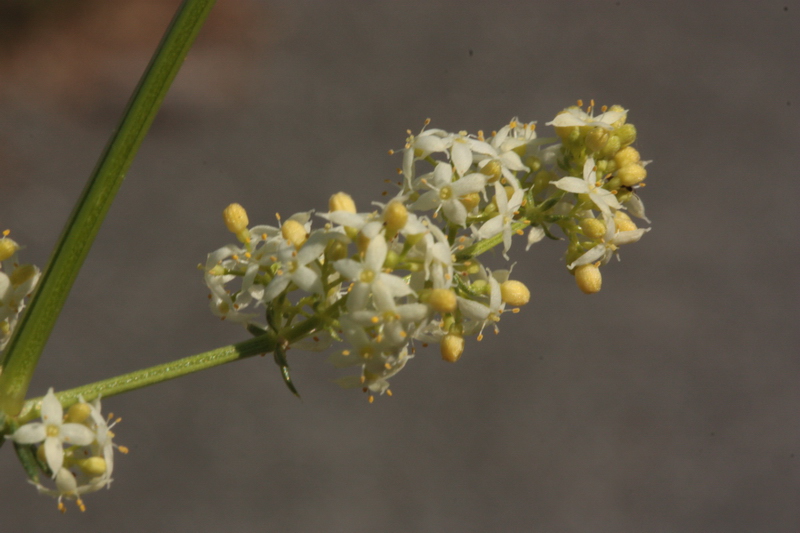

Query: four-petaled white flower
[411,162,487,226]
[477,182,525,259]
[551,157,622,217]
[8,388,95,477]
[546,106,626,130]
[568,216,650,269]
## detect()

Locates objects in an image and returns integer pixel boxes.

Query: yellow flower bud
[580,218,607,240]
[616,123,637,147]
[441,333,465,363]
[616,163,647,187]
[0,238,18,262]
[65,402,92,424]
[600,135,622,158]
[585,126,609,153]
[326,240,348,262]
[614,146,641,168]
[459,192,481,212]
[384,201,408,235]
[574,264,602,294]
[281,219,308,248]
[223,203,249,235]
[428,288,457,314]
[9,264,36,286]
[329,192,357,213]
[480,160,502,182]
[500,280,530,307]
[77,457,107,477]
[613,211,637,232]
[607,105,628,127]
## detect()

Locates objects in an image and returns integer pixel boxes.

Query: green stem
[15,315,326,424]
[17,332,277,424]
[454,221,530,262]
[0,0,217,417]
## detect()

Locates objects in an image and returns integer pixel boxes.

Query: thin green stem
[0,0,217,417]
[17,332,277,424]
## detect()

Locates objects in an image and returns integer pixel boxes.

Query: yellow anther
[2,229,9,237]
[512,308,520,313]
[477,334,484,342]
[368,395,374,404]
[371,316,380,324]
[386,389,393,397]
[385,363,392,370]
[577,99,583,107]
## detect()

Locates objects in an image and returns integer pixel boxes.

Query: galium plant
[0,0,652,513]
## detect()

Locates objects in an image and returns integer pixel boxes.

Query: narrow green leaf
[0,0,217,417]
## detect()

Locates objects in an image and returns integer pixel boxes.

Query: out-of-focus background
[1,1,798,531]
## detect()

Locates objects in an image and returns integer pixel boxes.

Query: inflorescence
[202,101,652,401]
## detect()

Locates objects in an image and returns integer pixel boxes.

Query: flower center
[439,186,453,201]
[46,424,60,438]
[359,269,376,283]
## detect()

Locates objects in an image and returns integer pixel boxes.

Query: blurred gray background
[1,0,798,531]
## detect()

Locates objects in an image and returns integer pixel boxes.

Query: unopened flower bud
[500,280,530,307]
[429,288,457,314]
[614,146,641,168]
[282,219,308,248]
[76,457,107,477]
[601,135,622,158]
[616,163,647,187]
[65,402,92,424]
[613,211,638,232]
[329,192,357,213]
[9,264,36,286]
[480,160,502,182]
[459,192,481,212]
[574,264,602,294]
[616,123,637,147]
[580,218,607,240]
[441,333,465,363]
[607,105,628,127]
[585,126,609,152]
[384,201,408,235]
[223,203,249,235]
[0,237,18,262]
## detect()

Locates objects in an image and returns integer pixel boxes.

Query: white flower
[457,268,506,340]
[546,106,626,130]
[7,388,94,477]
[402,125,452,185]
[333,234,414,311]
[568,217,650,269]
[261,231,332,302]
[477,182,525,259]
[411,162,487,226]
[551,157,622,217]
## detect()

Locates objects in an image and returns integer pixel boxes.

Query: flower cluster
[0,230,41,351]
[6,388,126,512]
[202,102,651,399]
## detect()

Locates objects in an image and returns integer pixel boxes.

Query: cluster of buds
[203,102,651,400]
[5,388,127,512]
[0,230,41,351]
